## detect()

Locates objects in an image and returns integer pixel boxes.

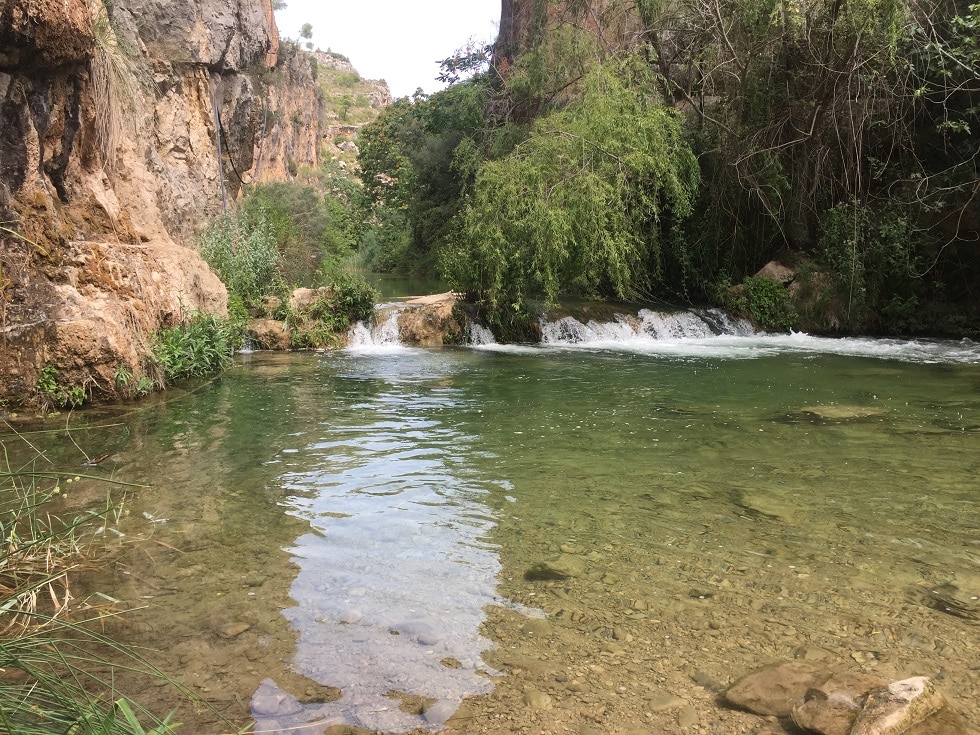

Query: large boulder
[396,293,464,347]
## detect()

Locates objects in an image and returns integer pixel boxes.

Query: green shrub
[36,366,86,411]
[291,273,378,348]
[150,311,240,384]
[739,276,798,332]
[198,213,283,309]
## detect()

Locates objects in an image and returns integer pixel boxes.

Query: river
[15,308,980,734]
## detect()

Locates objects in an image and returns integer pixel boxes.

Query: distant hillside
[312,50,392,175]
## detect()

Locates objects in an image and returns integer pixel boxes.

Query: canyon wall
[0,0,324,410]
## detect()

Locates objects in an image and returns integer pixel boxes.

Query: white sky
[273,1,501,98]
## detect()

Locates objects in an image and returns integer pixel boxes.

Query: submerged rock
[801,405,888,421]
[850,677,947,735]
[791,671,888,735]
[725,661,831,716]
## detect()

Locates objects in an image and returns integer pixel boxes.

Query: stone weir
[0,0,323,410]
[342,294,755,350]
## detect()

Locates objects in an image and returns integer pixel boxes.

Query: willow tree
[443,61,700,324]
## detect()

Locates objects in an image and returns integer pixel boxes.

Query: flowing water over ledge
[14,309,980,733]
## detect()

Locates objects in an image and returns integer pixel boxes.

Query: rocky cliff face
[0,0,325,411]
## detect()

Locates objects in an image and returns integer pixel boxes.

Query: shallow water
[14,327,980,733]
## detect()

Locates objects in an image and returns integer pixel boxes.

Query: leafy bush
[737,276,798,332]
[36,366,86,411]
[198,212,283,309]
[356,206,412,273]
[817,202,924,332]
[150,311,240,385]
[239,182,357,286]
[291,273,378,349]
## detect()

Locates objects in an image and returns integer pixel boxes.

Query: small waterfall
[540,306,754,346]
[467,322,497,346]
[346,298,753,351]
[347,307,403,349]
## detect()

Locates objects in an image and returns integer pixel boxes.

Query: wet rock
[396,294,465,346]
[850,677,947,735]
[392,619,442,646]
[678,705,699,728]
[524,689,554,710]
[791,671,888,735]
[801,405,888,421]
[795,645,837,662]
[725,661,831,716]
[247,319,292,350]
[422,699,458,725]
[648,693,686,711]
[215,621,251,639]
[525,555,587,580]
[904,705,970,735]
[520,617,553,637]
[251,678,305,717]
[692,668,726,692]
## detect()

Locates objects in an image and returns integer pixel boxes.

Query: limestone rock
[524,555,588,581]
[791,671,888,735]
[850,677,947,735]
[725,661,831,716]
[248,319,292,350]
[801,405,888,421]
[523,689,554,710]
[289,287,326,313]
[396,294,465,346]
[754,261,796,284]
[112,0,277,72]
[0,0,94,66]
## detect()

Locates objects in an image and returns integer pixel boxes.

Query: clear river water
[16,306,980,734]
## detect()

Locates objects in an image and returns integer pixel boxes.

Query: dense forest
[350,0,979,337]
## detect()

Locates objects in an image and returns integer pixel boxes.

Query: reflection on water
[253,369,505,732]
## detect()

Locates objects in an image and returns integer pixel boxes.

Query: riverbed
[17,320,980,734]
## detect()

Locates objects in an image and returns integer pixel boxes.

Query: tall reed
[0,439,182,734]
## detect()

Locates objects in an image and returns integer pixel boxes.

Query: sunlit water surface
[21,325,979,733]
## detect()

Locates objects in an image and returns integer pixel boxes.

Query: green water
[13,339,979,733]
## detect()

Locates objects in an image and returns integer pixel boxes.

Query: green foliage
[356,205,412,272]
[113,363,154,399]
[241,182,357,285]
[334,71,361,88]
[150,311,239,385]
[36,366,86,411]
[817,201,924,332]
[198,212,283,309]
[290,273,378,348]
[200,182,358,309]
[731,276,798,332]
[356,80,489,272]
[443,62,700,323]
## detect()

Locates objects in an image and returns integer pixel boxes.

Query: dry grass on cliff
[87,0,149,171]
